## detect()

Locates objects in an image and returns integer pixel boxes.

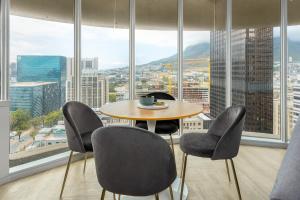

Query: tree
[44,110,62,127]
[31,116,44,129]
[10,109,31,141]
[29,129,38,141]
[109,93,117,102]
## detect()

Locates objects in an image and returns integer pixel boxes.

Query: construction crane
[162,63,173,94]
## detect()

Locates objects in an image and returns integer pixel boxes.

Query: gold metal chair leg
[169,186,174,200]
[83,153,87,174]
[180,153,185,178]
[118,194,121,200]
[113,193,116,200]
[60,151,73,198]
[180,154,188,200]
[225,159,231,182]
[169,134,175,157]
[230,159,242,200]
[100,189,106,200]
[155,193,159,200]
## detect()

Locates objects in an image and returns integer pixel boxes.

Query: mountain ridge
[105,37,300,71]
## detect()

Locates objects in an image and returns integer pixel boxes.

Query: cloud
[10,15,211,69]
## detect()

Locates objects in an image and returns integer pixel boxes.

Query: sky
[10,15,300,70]
[10,16,209,69]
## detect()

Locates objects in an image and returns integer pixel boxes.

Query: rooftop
[10,82,57,87]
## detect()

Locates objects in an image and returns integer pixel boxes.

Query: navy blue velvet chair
[135,92,179,155]
[92,126,177,200]
[179,106,246,200]
[60,101,103,198]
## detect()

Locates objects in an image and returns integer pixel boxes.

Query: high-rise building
[210,30,227,118]
[10,82,60,117]
[81,57,98,71]
[210,28,273,134]
[66,71,109,108]
[16,55,67,106]
[292,82,300,127]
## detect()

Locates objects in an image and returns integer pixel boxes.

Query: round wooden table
[99,100,202,200]
[99,99,202,133]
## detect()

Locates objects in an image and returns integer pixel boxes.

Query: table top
[99,100,203,121]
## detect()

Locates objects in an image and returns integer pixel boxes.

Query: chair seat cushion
[180,133,220,157]
[81,131,93,152]
[135,120,179,134]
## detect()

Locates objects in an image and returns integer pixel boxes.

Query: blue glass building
[17,56,66,106]
[10,82,60,117]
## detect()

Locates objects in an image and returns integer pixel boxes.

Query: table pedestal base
[119,177,188,200]
[147,120,157,133]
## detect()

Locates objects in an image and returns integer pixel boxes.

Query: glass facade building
[16,56,67,106]
[211,28,274,134]
[10,82,60,117]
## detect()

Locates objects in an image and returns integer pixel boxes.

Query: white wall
[0,101,9,179]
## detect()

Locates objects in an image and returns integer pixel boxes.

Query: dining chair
[60,101,104,198]
[92,126,177,200]
[135,92,179,155]
[179,106,246,200]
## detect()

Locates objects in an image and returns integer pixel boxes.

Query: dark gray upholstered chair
[92,126,177,200]
[135,92,179,155]
[179,106,246,200]
[60,101,103,198]
[270,117,300,200]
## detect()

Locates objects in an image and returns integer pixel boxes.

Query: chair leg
[230,159,242,200]
[169,134,175,157]
[155,193,159,200]
[225,159,231,182]
[83,153,87,174]
[118,194,121,200]
[180,153,185,178]
[113,193,116,200]
[100,189,106,200]
[60,151,73,198]
[180,154,188,200]
[169,186,174,200]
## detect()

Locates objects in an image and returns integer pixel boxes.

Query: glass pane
[287,0,300,139]
[9,0,74,167]
[232,0,281,138]
[0,2,1,97]
[81,0,129,126]
[183,0,227,133]
[135,0,178,98]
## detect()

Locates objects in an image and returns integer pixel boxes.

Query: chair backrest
[92,126,177,196]
[148,92,175,101]
[62,101,103,153]
[209,106,246,160]
[146,92,179,126]
[270,116,300,199]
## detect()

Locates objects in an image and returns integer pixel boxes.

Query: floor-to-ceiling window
[287,0,300,139]
[9,0,74,167]
[183,0,227,133]
[1,0,296,174]
[81,0,129,126]
[232,0,281,139]
[135,0,178,98]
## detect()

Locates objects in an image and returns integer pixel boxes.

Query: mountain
[142,37,300,66]
[109,36,300,72]
[274,37,300,62]
[139,42,210,67]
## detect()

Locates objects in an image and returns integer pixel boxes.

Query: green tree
[10,109,31,141]
[29,129,38,141]
[109,93,117,102]
[31,116,44,129]
[44,110,62,127]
